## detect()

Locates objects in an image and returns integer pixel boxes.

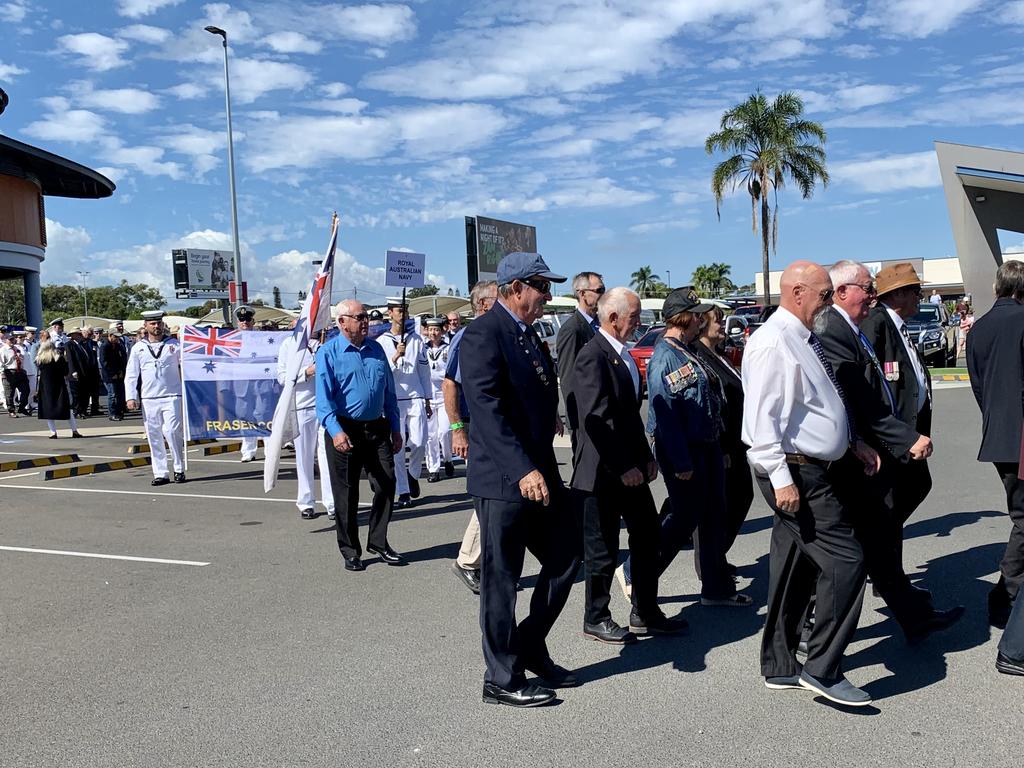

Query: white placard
[385,250,426,288]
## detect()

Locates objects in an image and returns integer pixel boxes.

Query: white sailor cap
[425,316,445,327]
[385,296,405,308]
[141,310,166,321]
[50,317,64,326]
[25,326,37,332]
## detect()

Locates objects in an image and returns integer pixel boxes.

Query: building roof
[0,134,115,199]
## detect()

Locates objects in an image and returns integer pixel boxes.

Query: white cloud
[657,158,676,168]
[226,58,314,104]
[836,83,916,110]
[77,85,162,114]
[118,24,172,44]
[0,60,27,80]
[836,43,880,59]
[321,82,351,98]
[100,141,184,179]
[655,107,724,149]
[117,0,184,18]
[159,124,228,174]
[391,104,512,157]
[858,0,986,38]
[831,152,940,193]
[165,82,207,100]
[0,1,28,23]
[23,97,109,143]
[200,3,259,42]
[628,218,699,235]
[309,98,369,114]
[533,138,596,159]
[41,218,93,283]
[58,33,130,72]
[1001,1,1024,24]
[320,3,417,44]
[511,97,573,117]
[264,31,323,54]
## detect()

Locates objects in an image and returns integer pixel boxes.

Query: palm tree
[691,262,733,297]
[630,266,660,298]
[705,91,829,307]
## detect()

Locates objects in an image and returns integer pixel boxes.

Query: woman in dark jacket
[690,307,755,569]
[620,288,751,607]
[35,337,81,439]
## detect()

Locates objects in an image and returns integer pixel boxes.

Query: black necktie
[808,332,857,444]
[857,330,896,415]
[590,317,600,333]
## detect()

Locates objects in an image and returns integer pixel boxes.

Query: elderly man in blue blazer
[461,252,581,708]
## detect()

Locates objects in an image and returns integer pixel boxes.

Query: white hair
[829,260,867,289]
[335,299,362,317]
[571,271,603,293]
[596,286,638,324]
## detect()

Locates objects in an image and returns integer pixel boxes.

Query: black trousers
[2,370,29,414]
[324,418,396,559]
[477,490,581,690]
[652,440,735,599]
[758,462,865,681]
[694,444,755,576]
[581,479,659,625]
[992,462,1024,608]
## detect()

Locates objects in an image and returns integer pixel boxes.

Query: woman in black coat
[35,337,81,439]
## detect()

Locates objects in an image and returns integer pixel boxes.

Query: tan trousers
[456,509,481,569]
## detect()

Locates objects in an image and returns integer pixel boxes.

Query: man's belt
[784,453,832,469]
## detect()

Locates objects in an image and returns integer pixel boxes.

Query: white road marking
[0,471,40,481]
[0,545,209,566]
[0,482,367,508]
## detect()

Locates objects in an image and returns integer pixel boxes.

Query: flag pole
[400,286,407,345]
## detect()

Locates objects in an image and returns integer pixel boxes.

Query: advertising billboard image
[471,216,537,282]
[173,248,235,298]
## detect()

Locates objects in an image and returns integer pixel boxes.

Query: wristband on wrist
[449,421,465,431]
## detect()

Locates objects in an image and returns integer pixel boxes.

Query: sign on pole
[385,250,426,288]
[172,248,235,299]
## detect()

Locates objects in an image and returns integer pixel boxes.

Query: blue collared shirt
[315,334,400,438]
[444,327,470,419]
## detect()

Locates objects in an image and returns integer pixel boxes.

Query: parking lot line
[0,545,209,566]
[0,471,40,481]
[0,483,296,504]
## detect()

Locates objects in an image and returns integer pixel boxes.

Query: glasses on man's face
[341,313,370,322]
[522,277,551,294]
[842,282,876,295]
[818,288,835,303]
[580,286,606,296]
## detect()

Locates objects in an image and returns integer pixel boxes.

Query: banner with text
[180,325,290,440]
[474,216,537,281]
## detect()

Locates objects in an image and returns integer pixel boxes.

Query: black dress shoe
[630,611,689,636]
[427,471,442,483]
[395,493,413,509]
[451,562,481,594]
[71,431,83,438]
[444,460,455,477]
[407,473,421,498]
[48,433,58,440]
[151,477,170,486]
[344,556,365,571]
[300,507,316,519]
[173,472,186,483]
[996,651,1024,676]
[905,606,966,644]
[524,658,581,688]
[583,618,636,644]
[482,681,555,708]
[367,544,406,565]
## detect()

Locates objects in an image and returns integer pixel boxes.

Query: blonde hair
[35,339,60,365]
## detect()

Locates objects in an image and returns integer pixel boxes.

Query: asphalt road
[0,385,1019,767]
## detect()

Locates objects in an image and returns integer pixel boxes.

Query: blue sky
[3,0,1024,309]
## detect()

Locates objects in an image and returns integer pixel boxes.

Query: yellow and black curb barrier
[128,438,216,455]
[934,374,970,382]
[0,454,80,473]
[45,456,152,481]
[202,439,265,456]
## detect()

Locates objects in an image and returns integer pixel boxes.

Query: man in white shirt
[742,261,880,708]
[277,332,334,519]
[126,310,185,485]
[20,327,39,411]
[376,298,432,508]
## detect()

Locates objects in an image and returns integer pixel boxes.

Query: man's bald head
[779,261,834,331]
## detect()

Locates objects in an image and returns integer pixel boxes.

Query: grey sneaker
[798,671,872,707]
[765,663,804,690]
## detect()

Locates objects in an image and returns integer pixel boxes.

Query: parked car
[906,302,959,367]
[733,305,764,318]
[628,324,743,398]
[533,318,559,362]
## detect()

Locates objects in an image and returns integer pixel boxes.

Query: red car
[628,325,743,397]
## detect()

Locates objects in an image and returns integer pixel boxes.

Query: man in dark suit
[966,259,1024,628]
[98,328,128,421]
[461,252,581,708]
[821,260,963,642]
[556,270,604,453]
[572,287,686,644]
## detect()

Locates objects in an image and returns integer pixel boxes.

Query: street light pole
[205,25,243,313]
[666,269,671,289]
[77,270,90,319]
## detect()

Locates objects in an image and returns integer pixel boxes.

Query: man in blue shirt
[316,299,404,572]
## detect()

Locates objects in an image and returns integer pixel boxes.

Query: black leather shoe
[524,658,580,688]
[151,477,170,486]
[173,472,186,483]
[996,651,1024,676]
[451,562,481,594]
[71,431,83,438]
[407,473,421,498]
[300,507,316,519]
[630,611,688,636]
[367,544,406,565]
[482,681,555,708]
[905,606,966,644]
[344,556,365,572]
[427,471,442,483]
[989,591,1012,629]
[444,460,455,477]
[583,619,636,644]
[395,493,413,509]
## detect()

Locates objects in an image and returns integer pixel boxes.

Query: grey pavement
[0,386,1019,767]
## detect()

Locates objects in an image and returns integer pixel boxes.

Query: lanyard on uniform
[145,340,169,360]
[427,345,446,361]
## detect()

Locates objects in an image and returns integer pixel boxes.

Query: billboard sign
[385,250,426,288]
[466,216,537,285]
[173,248,234,298]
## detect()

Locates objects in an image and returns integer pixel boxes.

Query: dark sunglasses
[841,282,876,295]
[341,313,370,322]
[579,286,606,295]
[522,277,551,294]
[818,288,835,302]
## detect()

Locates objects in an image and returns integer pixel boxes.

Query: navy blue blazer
[967,297,1024,463]
[461,303,561,501]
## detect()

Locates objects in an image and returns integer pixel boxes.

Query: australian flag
[182,326,243,357]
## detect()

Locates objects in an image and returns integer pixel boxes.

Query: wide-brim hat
[875,263,922,297]
[663,286,715,320]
